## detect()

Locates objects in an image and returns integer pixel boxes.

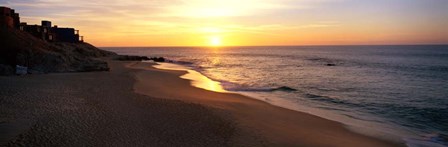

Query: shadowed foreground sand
[0,61,402,146]
[0,61,238,146]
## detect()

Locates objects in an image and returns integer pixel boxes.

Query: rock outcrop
[114,55,150,61]
[149,57,166,62]
[0,27,117,75]
[114,55,166,62]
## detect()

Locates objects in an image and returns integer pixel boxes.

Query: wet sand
[0,60,403,146]
[131,61,402,147]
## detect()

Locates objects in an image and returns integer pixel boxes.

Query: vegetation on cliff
[0,27,117,75]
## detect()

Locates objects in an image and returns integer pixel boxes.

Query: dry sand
[1,61,239,146]
[0,60,403,146]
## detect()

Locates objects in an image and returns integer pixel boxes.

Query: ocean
[103,45,448,147]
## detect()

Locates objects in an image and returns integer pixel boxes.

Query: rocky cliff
[0,27,117,75]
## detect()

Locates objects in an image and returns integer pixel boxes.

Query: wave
[225,86,297,92]
[170,60,194,65]
[405,133,448,147]
[166,58,298,93]
[304,93,364,108]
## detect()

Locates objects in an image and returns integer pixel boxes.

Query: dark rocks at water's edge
[115,55,150,61]
[0,27,117,75]
[150,57,166,62]
[114,55,166,62]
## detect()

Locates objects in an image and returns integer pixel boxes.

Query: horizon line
[98,43,448,48]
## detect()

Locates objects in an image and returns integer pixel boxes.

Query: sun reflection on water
[153,62,227,92]
[181,70,226,92]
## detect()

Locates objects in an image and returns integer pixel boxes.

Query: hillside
[0,27,117,75]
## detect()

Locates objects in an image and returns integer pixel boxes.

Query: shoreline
[152,62,412,144]
[130,61,403,146]
[0,60,402,146]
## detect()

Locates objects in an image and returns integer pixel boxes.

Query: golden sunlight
[182,70,227,92]
[153,63,227,92]
[210,36,222,46]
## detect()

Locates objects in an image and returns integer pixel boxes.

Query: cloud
[1,0,318,27]
[2,0,339,30]
[2,0,339,18]
[0,0,345,45]
[161,0,295,18]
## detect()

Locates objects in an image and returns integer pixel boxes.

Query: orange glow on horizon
[7,0,447,46]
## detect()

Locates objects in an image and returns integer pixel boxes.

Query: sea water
[104,45,448,146]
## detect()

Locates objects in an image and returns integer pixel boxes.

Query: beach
[0,60,402,146]
[105,46,448,147]
[2,1,446,146]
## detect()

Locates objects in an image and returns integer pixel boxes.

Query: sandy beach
[0,60,403,146]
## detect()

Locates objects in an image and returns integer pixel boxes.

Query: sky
[1,0,447,46]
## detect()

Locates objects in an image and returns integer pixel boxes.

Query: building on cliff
[1,6,83,43]
[0,6,20,28]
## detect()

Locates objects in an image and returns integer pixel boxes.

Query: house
[2,6,83,43]
[0,6,15,28]
[53,26,79,42]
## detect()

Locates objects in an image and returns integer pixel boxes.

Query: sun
[210,36,222,46]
